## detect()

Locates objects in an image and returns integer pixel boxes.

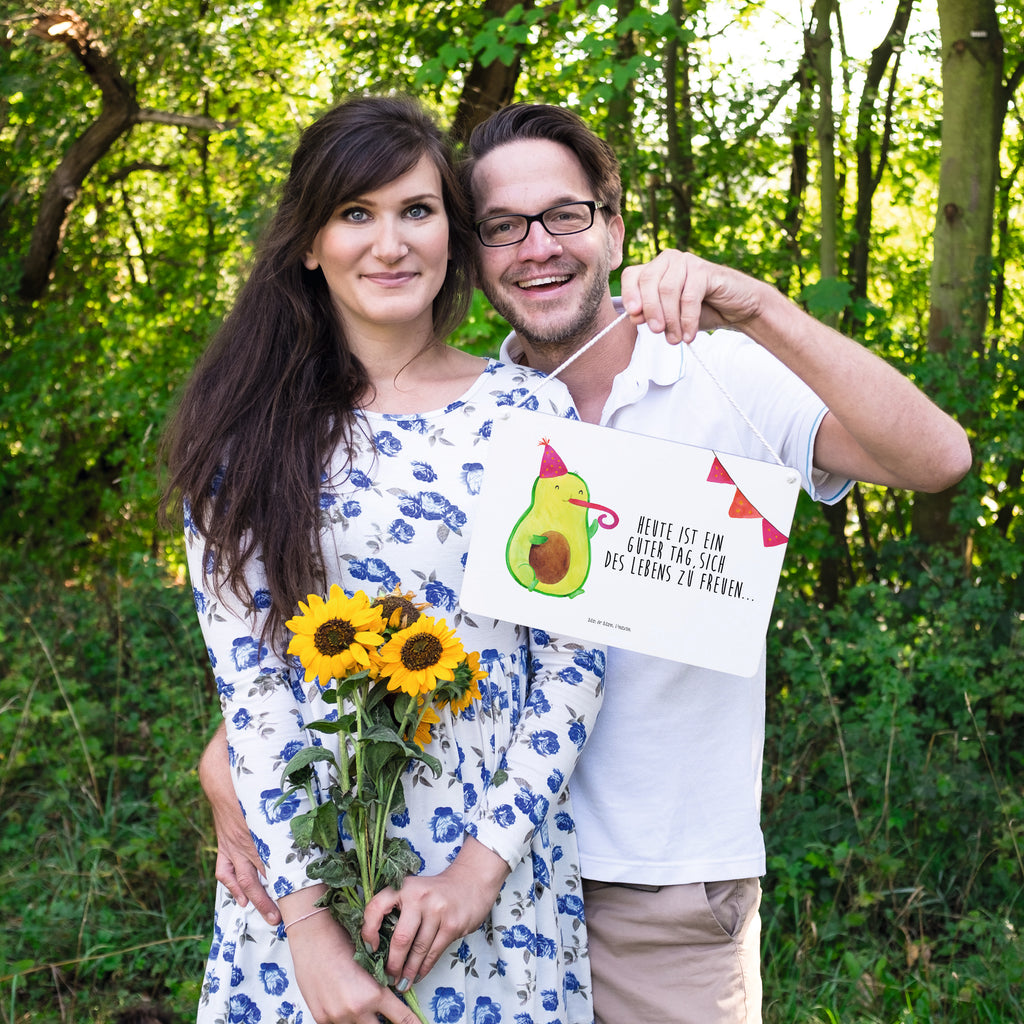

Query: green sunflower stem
[400,984,430,1024]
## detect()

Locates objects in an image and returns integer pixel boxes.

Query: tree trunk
[450,0,535,144]
[19,10,139,300]
[664,0,693,249]
[914,0,1003,545]
[806,0,838,291]
[848,0,914,310]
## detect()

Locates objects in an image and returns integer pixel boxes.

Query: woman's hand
[361,836,511,991]
[281,892,423,1024]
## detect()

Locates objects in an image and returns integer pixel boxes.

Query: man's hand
[199,723,282,926]
[620,249,764,344]
[361,836,510,991]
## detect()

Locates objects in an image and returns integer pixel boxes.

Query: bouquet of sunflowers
[279,583,485,1020]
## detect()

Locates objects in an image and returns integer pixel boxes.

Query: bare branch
[137,109,237,132]
[17,8,236,301]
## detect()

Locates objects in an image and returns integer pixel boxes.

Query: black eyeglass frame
[473,200,608,247]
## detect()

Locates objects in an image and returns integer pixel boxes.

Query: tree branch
[18,8,236,301]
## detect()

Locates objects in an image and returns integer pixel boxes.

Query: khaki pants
[582,878,762,1024]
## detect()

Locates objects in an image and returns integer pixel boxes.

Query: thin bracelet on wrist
[283,906,329,931]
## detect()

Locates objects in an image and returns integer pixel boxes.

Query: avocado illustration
[505,438,619,599]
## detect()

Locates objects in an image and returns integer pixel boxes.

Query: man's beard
[481,260,611,356]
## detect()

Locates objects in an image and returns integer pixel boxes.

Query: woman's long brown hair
[161,96,474,650]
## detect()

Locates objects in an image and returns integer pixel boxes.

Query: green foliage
[762,538,1024,1023]
[0,554,216,1021]
[1,0,1022,1019]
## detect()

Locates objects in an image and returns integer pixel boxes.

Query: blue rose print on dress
[230,965,244,986]
[347,557,400,591]
[492,804,516,829]
[528,730,560,757]
[279,739,304,762]
[545,768,564,794]
[424,579,458,612]
[412,461,437,482]
[574,647,605,675]
[472,996,501,1024]
[348,468,375,489]
[554,811,574,832]
[531,851,551,889]
[231,636,265,672]
[232,708,251,730]
[259,788,299,824]
[477,419,493,440]
[319,493,336,510]
[568,721,587,750]
[389,520,416,544]
[253,589,272,611]
[444,503,467,530]
[501,924,535,952]
[461,463,484,494]
[395,415,430,434]
[431,987,466,1023]
[259,963,289,996]
[430,807,463,844]
[341,499,362,517]
[557,893,585,923]
[541,988,559,1011]
[375,431,403,456]
[526,689,551,715]
[272,876,293,897]
[515,790,549,825]
[194,587,208,614]
[227,993,261,1023]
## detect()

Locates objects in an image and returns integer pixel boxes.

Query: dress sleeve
[465,632,605,870]
[185,510,326,898]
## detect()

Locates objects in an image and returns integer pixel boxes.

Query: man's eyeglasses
[474,200,607,248]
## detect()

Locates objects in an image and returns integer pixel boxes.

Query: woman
[163,96,605,1024]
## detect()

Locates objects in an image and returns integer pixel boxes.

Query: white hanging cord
[516,310,786,467]
[517,311,630,400]
[681,342,786,467]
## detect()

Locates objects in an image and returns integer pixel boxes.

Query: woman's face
[304,154,450,339]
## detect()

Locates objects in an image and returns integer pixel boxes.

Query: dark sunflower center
[401,633,444,670]
[314,618,357,656]
[376,595,421,629]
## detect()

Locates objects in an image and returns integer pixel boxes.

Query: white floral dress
[189,360,605,1024]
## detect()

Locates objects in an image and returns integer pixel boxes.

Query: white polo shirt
[500,308,852,884]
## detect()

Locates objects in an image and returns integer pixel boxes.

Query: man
[201,104,970,1023]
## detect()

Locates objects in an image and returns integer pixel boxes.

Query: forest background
[1,0,1021,1021]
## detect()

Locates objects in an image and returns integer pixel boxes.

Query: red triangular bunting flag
[707,457,734,485]
[728,488,761,519]
[762,519,788,547]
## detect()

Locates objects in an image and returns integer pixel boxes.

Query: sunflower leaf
[281,745,337,787]
[310,801,341,850]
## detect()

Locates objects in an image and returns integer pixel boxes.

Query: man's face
[470,138,625,355]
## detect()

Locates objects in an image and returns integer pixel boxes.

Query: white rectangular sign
[461,408,801,676]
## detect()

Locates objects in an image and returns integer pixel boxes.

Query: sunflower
[408,701,441,749]
[377,615,465,697]
[448,650,486,716]
[285,584,386,683]
[372,585,428,630]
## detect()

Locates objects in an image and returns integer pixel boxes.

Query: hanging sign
[461,408,801,676]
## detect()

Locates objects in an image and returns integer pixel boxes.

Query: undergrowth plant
[761,528,1024,1024]
[0,554,216,1022]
